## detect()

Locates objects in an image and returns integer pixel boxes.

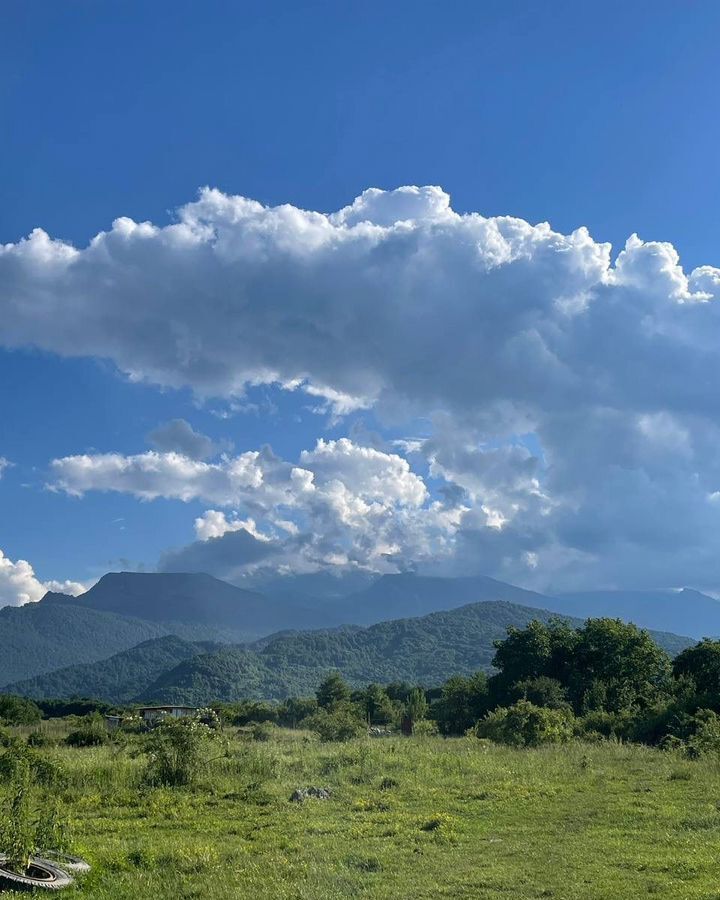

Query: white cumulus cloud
[4,185,720,590]
[50,438,461,579]
[0,549,86,607]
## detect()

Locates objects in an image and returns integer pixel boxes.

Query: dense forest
[5,616,720,756]
[209,617,720,753]
[4,600,692,704]
[0,603,168,685]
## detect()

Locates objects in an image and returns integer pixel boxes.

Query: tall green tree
[316,672,351,710]
[571,618,671,712]
[405,687,429,722]
[673,639,720,696]
[491,619,577,689]
[490,618,671,715]
[432,672,489,735]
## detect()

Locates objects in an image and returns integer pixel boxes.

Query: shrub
[685,709,720,759]
[219,701,278,727]
[279,697,318,727]
[577,708,636,741]
[250,721,276,742]
[37,698,111,718]
[303,703,365,742]
[412,719,438,737]
[26,730,53,748]
[475,700,575,748]
[143,715,219,786]
[0,694,42,726]
[66,712,108,747]
[119,714,146,734]
[0,741,65,874]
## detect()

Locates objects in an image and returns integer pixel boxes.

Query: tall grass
[1,723,719,898]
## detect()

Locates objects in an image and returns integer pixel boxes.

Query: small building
[105,715,122,731]
[138,705,199,724]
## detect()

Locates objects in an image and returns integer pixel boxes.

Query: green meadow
[4,727,720,899]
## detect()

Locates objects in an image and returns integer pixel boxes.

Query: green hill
[5,635,217,704]
[8,599,688,705]
[5,599,693,705]
[0,602,170,686]
[147,601,692,704]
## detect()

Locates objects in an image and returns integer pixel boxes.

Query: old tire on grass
[41,852,91,874]
[0,856,74,891]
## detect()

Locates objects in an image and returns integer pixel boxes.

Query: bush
[0,695,42,726]
[475,700,575,748]
[577,708,636,741]
[412,718,438,737]
[249,721,276,742]
[218,701,278,727]
[26,730,53,748]
[279,697,318,727]
[303,703,366,742]
[37,698,111,718]
[685,709,720,759]
[0,742,66,874]
[143,715,220,786]
[66,713,109,747]
[119,714,146,735]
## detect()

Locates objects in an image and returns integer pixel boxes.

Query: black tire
[41,851,91,874]
[0,856,74,891]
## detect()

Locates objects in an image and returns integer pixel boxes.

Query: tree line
[3,617,720,755]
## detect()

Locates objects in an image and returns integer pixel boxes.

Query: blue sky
[1,1,719,601]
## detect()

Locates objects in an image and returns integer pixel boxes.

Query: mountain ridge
[0,602,170,686]
[42,571,348,641]
[5,599,693,705]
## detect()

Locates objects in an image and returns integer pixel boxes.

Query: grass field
[4,728,720,899]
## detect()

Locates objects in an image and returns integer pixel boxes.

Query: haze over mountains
[44,571,344,643]
[1,569,717,704]
[40,570,720,642]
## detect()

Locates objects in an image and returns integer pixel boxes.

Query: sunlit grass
[2,728,720,898]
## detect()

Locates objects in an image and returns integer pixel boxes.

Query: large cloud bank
[4,185,720,591]
[52,438,460,580]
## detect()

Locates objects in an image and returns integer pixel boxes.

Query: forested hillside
[10,599,690,705]
[5,635,218,703]
[0,603,169,685]
[152,601,690,704]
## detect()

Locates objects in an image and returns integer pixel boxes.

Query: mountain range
[4,600,692,704]
[44,571,346,642]
[1,569,717,704]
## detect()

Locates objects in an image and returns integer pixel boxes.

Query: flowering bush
[143,715,220,786]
